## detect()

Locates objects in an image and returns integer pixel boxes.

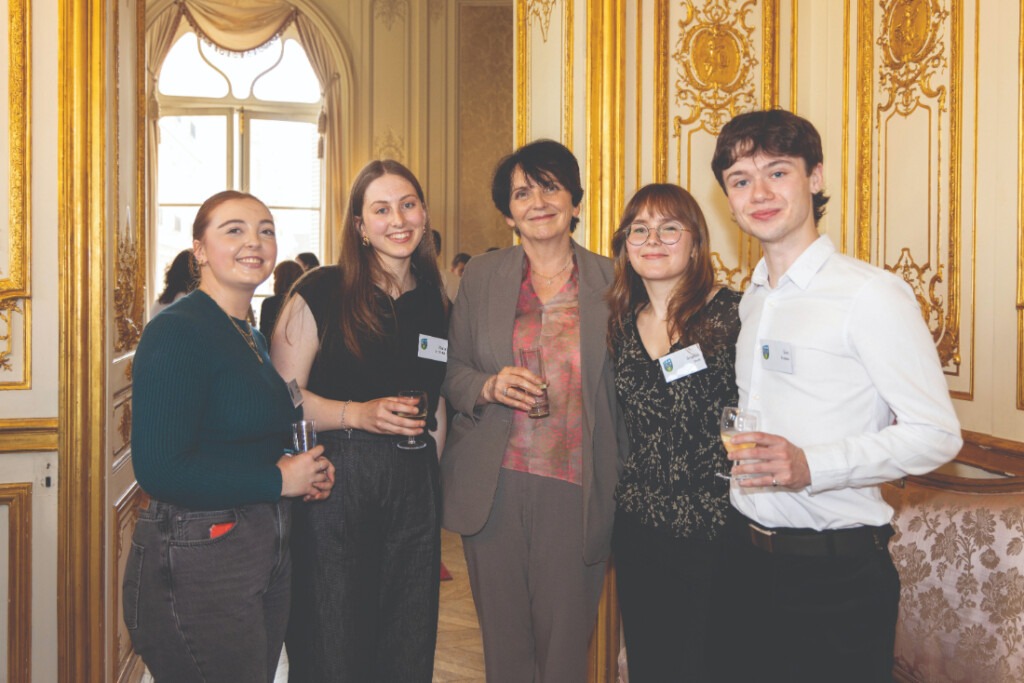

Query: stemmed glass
[720,407,759,481]
[395,390,429,450]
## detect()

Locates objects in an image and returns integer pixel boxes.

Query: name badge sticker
[418,334,448,363]
[658,344,707,383]
[286,379,304,408]
[760,339,794,374]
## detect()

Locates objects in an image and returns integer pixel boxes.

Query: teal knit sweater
[131,290,300,509]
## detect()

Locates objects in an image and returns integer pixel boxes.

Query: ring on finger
[503,386,511,398]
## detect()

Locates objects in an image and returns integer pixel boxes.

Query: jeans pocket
[122,542,144,630]
[171,509,239,544]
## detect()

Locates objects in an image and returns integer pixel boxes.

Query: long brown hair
[606,184,715,350]
[337,159,447,359]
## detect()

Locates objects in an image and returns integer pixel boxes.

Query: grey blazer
[440,244,628,565]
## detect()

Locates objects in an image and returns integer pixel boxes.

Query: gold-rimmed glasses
[625,221,689,246]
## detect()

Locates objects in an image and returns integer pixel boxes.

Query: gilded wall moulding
[710,252,751,292]
[374,0,409,31]
[1,483,31,683]
[672,0,759,136]
[887,247,959,369]
[526,0,558,42]
[877,0,949,116]
[374,127,405,162]
[0,299,23,373]
[114,217,145,353]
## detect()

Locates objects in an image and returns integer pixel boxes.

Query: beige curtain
[180,0,297,53]
[146,5,184,303]
[295,13,345,259]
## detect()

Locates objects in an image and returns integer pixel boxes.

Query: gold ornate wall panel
[515,0,574,148]
[1,482,32,683]
[112,483,144,683]
[1018,0,1024,411]
[1,0,30,390]
[864,0,976,398]
[371,0,411,165]
[654,0,780,288]
[112,0,147,354]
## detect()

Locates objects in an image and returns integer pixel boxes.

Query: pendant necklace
[532,254,572,285]
[226,312,264,364]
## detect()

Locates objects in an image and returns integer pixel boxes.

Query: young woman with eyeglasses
[606,183,741,681]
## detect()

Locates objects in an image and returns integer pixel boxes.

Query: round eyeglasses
[625,222,688,246]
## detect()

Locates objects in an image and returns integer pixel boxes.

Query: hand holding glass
[720,407,759,481]
[518,348,550,419]
[292,420,317,453]
[395,390,429,450]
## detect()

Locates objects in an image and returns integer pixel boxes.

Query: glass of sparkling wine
[720,407,759,480]
[395,390,429,450]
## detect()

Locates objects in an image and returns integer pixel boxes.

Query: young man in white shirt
[710,109,962,683]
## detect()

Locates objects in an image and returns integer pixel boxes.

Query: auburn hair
[606,184,716,351]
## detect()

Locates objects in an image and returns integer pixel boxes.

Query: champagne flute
[720,407,759,480]
[395,390,429,450]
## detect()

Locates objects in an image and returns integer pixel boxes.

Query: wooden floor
[433,530,486,682]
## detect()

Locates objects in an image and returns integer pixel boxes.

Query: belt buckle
[749,523,775,553]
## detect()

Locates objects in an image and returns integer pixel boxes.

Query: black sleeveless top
[293,265,449,430]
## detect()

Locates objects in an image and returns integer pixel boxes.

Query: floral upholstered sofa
[882,436,1024,683]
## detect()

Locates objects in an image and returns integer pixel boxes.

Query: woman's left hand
[482,366,546,413]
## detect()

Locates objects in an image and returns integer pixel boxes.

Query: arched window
[155,25,323,301]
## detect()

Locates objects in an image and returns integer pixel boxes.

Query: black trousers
[719,513,901,683]
[612,513,725,683]
[286,429,441,683]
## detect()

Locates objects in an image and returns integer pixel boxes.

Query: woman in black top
[271,160,448,682]
[606,184,740,682]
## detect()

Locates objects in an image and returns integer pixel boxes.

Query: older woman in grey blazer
[441,139,627,683]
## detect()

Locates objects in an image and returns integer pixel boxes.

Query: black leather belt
[743,519,892,557]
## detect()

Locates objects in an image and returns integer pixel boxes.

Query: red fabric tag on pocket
[209,522,236,539]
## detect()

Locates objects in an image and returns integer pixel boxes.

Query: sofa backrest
[882,464,1024,683]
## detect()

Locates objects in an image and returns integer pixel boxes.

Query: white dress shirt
[733,235,962,530]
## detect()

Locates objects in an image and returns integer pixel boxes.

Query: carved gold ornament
[887,248,960,368]
[0,299,24,372]
[374,0,408,31]
[114,214,144,352]
[672,0,758,135]
[877,0,949,116]
[526,0,558,43]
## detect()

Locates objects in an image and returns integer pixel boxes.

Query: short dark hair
[491,139,584,233]
[451,252,470,269]
[295,252,320,270]
[711,109,830,224]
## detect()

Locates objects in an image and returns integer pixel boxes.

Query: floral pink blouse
[501,256,584,485]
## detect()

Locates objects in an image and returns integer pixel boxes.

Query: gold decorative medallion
[877,0,949,115]
[887,248,959,367]
[672,0,758,135]
[374,127,405,162]
[374,0,408,31]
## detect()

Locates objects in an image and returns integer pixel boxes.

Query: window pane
[253,40,321,103]
[158,116,228,204]
[201,35,283,100]
[248,119,321,208]
[159,33,229,98]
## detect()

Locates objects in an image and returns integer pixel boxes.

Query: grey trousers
[462,468,607,683]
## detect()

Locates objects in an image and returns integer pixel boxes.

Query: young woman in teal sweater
[124,191,335,683]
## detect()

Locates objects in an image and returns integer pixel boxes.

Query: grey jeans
[123,498,291,683]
